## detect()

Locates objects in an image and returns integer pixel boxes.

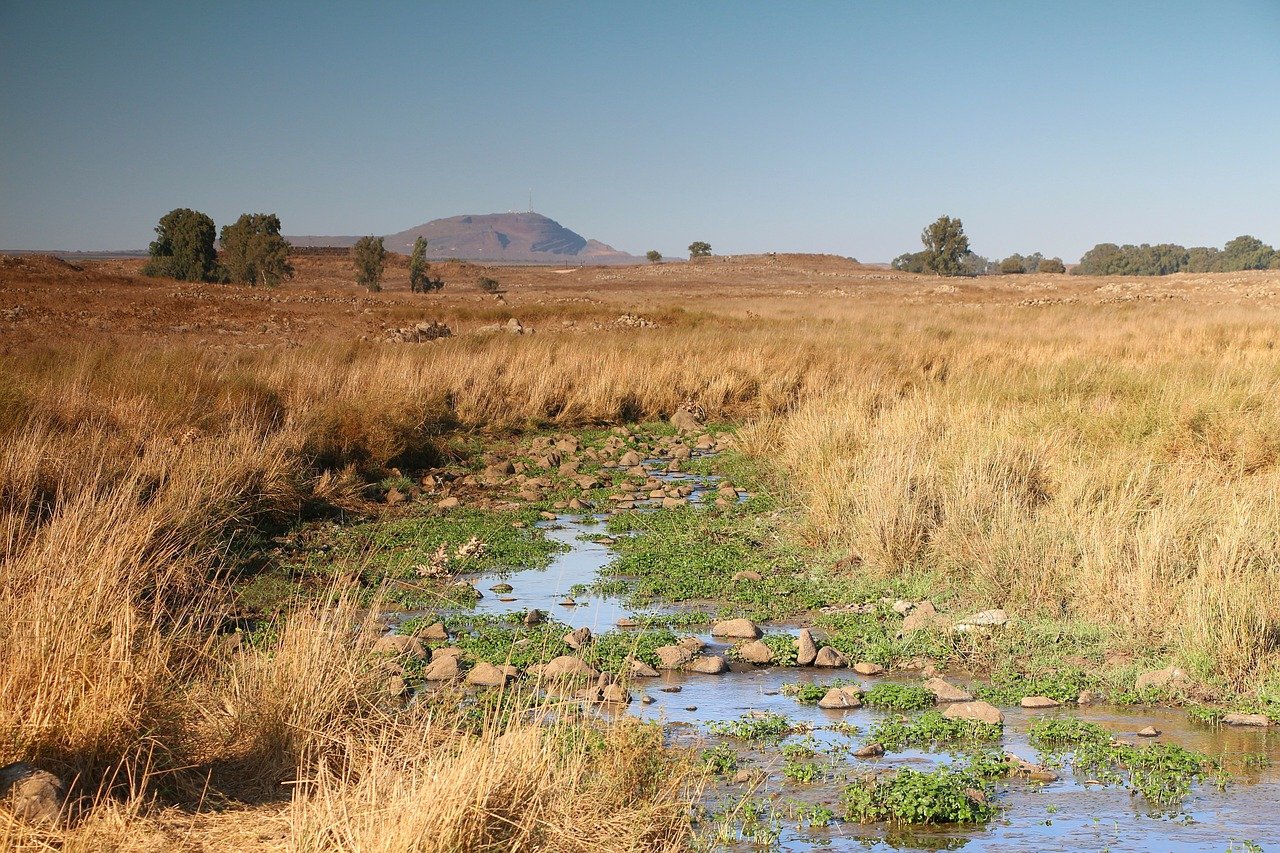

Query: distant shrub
[646,250,662,263]
[477,276,501,293]
[1039,257,1066,274]
[999,256,1025,274]
[351,236,386,292]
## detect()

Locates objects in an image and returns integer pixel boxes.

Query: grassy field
[2,252,1279,846]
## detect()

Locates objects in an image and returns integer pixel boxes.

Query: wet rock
[677,635,705,652]
[0,763,65,826]
[616,617,639,628]
[814,647,848,668]
[659,685,682,693]
[559,596,577,606]
[563,626,592,650]
[640,695,655,705]
[628,659,660,678]
[942,701,1004,725]
[924,677,972,703]
[541,656,599,679]
[711,618,761,639]
[853,661,884,676]
[373,634,426,659]
[1004,752,1058,781]
[1020,696,1061,709]
[490,583,513,593]
[817,687,862,709]
[522,609,544,626]
[466,661,514,687]
[732,570,762,582]
[732,769,768,785]
[414,621,449,641]
[619,450,643,467]
[900,600,938,634]
[853,743,885,759]
[686,655,729,674]
[1135,665,1190,692]
[1223,713,1273,727]
[602,683,632,704]
[796,629,818,666]
[1077,690,1102,705]
[737,640,774,665]
[1137,725,1161,738]
[422,654,462,680]
[654,645,695,668]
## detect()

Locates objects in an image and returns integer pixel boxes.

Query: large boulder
[796,629,818,666]
[711,619,761,639]
[737,640,774,665]
[817,687,863,709]
[942,701,1004,725]
[466,661,515,687]
[924,677,973,703]
[541,656,599,679]
[563,626,592,650]
[0,763,64,826]
[671,404,704,433]
[372,634,426,659]
[686,655,729,674]
[413,621,449,642]
[813,647,848,668]
[654,645,695,669]
[422,654,462,681]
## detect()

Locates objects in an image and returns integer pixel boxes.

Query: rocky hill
[286,212,638,264]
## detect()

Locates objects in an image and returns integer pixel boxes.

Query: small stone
[422,655,462,680]
[1020,696,1061,709]
[466,661,513,687]
[602,683,632,704]
[1222,712,1272,727]
[942,701,1004,725]
[616,617,639,628]
[684,705,698,711]
[814,647,848,668]
[796,629,817,666]
[685,655,730,674]
[628,659,660,677]
[660,685,682,693]
[817,687,861,709]
[640,695,655,705]
[737,640,774,665]
[1137,725,1161,738]
[490,583,513,593]
[853,743,885,759]
[414,621,449,641]
[710,618,761,639]
[853,661,884,676]
[559,597,576,607]
[1135,665,1190,692]
[522,609,544,626]
[436,496,460,509]
[0,763,65,825]
[924,677,973,703]
[1077,690,1101,705]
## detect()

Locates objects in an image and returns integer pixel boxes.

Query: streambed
[406,455,1280,851]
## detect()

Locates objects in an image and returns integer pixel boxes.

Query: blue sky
[2,1,1278,261]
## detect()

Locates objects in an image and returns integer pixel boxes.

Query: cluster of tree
[351,235,447,293]
[143,208,293,286]
[891,215,973,275]
[998,253,1066,274]
[1073,236,1279,276]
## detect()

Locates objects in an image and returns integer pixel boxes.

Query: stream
[417,455,1280,851]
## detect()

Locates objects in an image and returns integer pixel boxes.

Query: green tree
[999,255,1025,274]
[408,237,431,292]
[219,213,293,287]
[646,250,662,263]
[1039,257,1066,274]
[1220,235,1276,271]
[352,236,386,292]
[688,241,712,259]
[891,251,928,273]
[1185,247,1222,273]
[143,208,219,281]
[921,215,970,276]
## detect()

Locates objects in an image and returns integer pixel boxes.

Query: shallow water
[420,456,1280,851]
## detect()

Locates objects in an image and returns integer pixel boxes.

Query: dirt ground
[2,251,1278,354]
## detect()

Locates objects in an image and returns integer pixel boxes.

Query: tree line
[141,208,443,292]
[1072,236,1279,276]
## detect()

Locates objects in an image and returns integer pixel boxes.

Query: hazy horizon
[3,1,1278,262]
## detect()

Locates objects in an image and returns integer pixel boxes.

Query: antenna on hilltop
[528,188,532,213]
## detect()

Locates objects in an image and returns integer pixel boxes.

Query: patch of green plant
[780,678,861,704]
[1027,717,1111,748]
[701,743,739,775]
[1187,705,1227,725]
[708,712,797,743]
[760,633,799,666]
[712,797,781,847]
[972,665,1095,705]
[863,683,935,712]
[782,759,823,783]
[784,800,836,829]
[843,767,996,825]
[443,612,572,669]
[580,628,678,673]
[869,710,1003,751]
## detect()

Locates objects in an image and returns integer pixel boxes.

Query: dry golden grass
[2,254,1280,845]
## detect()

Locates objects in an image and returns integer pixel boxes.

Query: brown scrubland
[2,250,1279,847]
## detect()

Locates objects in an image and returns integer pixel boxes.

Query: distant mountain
[285,212,638,264]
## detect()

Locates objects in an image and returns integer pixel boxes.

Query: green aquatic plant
[863,683,934,712]
[843,767,996,825]
[707,712,797,743]
[869,710,1003,751]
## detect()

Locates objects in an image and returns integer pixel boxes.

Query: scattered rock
[640,695,654,705]
[436,496,460,509]
[0,763,65,826]
[796,629,818,666]
[737,640,774,665]
[817,687,862,709]
[422,654,462,680]
[1223,712,1273,727]
[900,600,938,634]
[711,618,761,639]
[1077,690,1102,705]
[686,655,729,674]
[1004,752,1059,781]
[671,403,705,433]
[677,635,706,651]
[628,659,660,678]
[814,647,848,668]
[654,645,695,669]
[414,621,449,641]
[853,661,884,676]
[372,634,426,659]
[924,677,973,703]
[522,609,544,626]
[431,646,464,660]
[602,683,632,704]
[942,701,1004,725]
[466,661,514,687]
[489,583,513,593]
[616,617,639,628]
[619,450,643,467]
[1137,725,1161,738]
[853,743,885,759]
[1020,696,1061,709]
[563,626,592,650]
[541,656,599,679]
